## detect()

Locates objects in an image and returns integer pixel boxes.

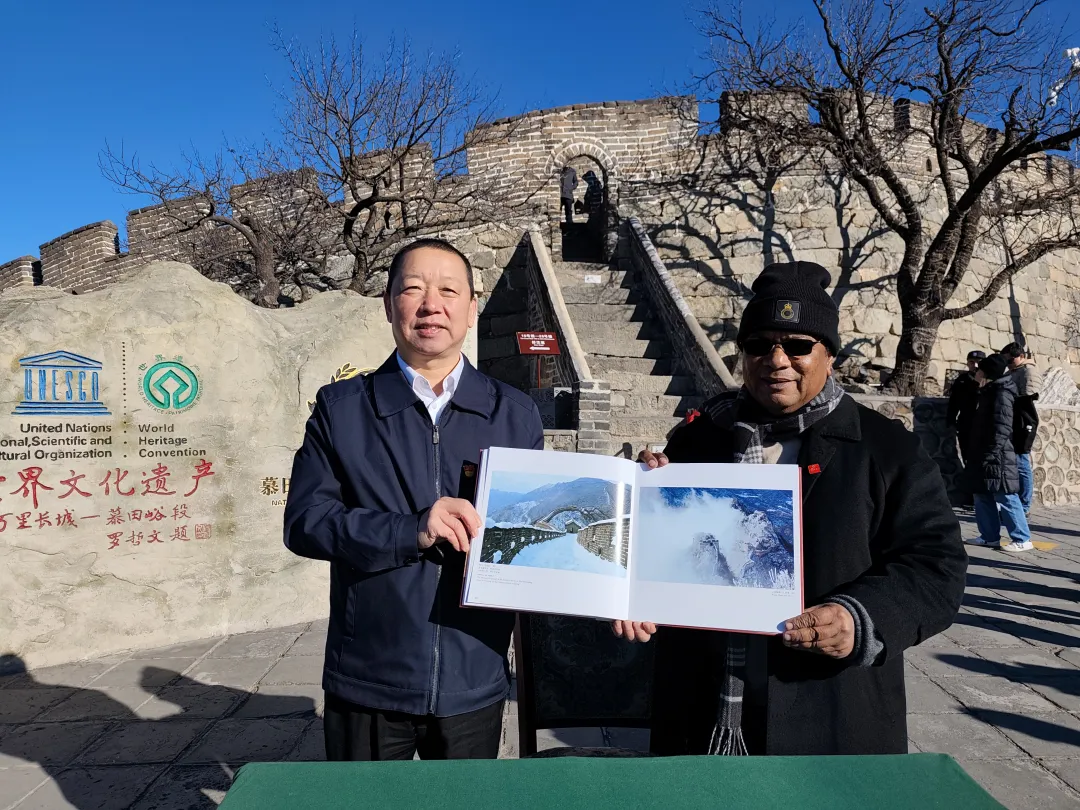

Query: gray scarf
[702,376,846,755]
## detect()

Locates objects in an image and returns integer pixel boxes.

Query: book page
[628,462,802,634]
[462,447,636,620]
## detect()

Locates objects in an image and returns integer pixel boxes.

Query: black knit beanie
[978,353,1009,381]
[736,261,841,355]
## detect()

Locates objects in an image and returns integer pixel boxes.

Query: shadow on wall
[864,397,967,506]
[0,654,319,809]
[477,240,533,391]
[623,135,896,371]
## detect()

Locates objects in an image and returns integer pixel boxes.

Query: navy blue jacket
[284,353,544,716]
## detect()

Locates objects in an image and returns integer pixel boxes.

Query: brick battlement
[480,97,684,129]
[39,220,119,251]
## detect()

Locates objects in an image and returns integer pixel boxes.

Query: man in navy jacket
[284,238,544,760]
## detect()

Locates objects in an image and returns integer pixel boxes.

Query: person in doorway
[582,170,604,215]
[559,165,578,225]
[613,261,967,756]
[1000,342,1041,515]
[284,238,544,761]
[965,353,1034,552]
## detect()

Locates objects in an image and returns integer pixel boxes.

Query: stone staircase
[554,260,705,457]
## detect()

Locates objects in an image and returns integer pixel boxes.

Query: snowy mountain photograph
[635,487,795,590]
[480,472,631,578]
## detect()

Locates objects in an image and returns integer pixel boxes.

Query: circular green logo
[141,360,201,412]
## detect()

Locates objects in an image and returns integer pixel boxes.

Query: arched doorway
[551,142,618,263]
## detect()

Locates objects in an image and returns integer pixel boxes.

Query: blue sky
[1,0,1076,262]
[490,472,571,495]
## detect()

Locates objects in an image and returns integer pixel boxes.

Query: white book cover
[462,447,803,634]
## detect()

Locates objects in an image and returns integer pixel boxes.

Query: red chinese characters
[100,469,135,497]
[58,471,91,499]
[141,465,176,497]
[3,461,220,542]
[11,467,54,510]
[184,460,215,497]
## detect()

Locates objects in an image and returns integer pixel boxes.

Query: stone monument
[0,262,399,668]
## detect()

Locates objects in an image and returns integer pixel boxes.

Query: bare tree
[100,143,337,307]
[274,28,532,294]
[698,0,1080,394]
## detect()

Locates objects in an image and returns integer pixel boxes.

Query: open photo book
[462,447,804,634]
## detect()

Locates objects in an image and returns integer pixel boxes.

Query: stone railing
[854,395,1080,507]
[624,217,737,397]
[524,228,612,455]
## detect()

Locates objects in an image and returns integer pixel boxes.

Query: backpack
[1013,395,1039,454]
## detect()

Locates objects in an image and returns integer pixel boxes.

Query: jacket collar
[798,394,861,500]
[808,393,862,442]
[372,351,493,419]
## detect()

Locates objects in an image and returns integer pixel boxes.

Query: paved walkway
[1,507,1078,809]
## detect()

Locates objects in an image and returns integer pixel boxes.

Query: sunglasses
[741,337,820,357]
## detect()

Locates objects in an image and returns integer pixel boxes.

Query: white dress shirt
[396,352,465,425]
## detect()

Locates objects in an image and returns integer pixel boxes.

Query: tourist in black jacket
[963,354,1033,552]
[946,350,986,466]
[612,261,967,756]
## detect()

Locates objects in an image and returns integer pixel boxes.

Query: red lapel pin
[808,464,822,475]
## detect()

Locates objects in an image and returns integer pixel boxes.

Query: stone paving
[1,506,1079,809]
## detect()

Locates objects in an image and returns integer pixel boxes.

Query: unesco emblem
[140,356,201,413]
[13,350,111,416]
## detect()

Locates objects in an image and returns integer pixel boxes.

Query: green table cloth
[218,754,1003,809]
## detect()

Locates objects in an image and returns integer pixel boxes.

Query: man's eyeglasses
[741,337,820,357]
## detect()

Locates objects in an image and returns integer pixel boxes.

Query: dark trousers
[323,693,504,761]
[561,197,573,224]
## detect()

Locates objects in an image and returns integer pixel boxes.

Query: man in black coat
[963,354,1033,552]
[612,261,967,756]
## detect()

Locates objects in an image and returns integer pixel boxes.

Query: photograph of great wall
[479,473,631,577]
[635,487,795,590]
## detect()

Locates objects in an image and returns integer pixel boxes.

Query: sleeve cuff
[395,512,424,567]
[829,594,886,667]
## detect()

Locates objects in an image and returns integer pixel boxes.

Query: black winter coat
[649,395,967,756]
[965,376,1021,495]
[946,371,979,441]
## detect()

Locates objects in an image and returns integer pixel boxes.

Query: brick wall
[38,221,120,293]
[573,379,612,456]
[576,517,629,567]
[126,198,213,264]
[0,257,39,292]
